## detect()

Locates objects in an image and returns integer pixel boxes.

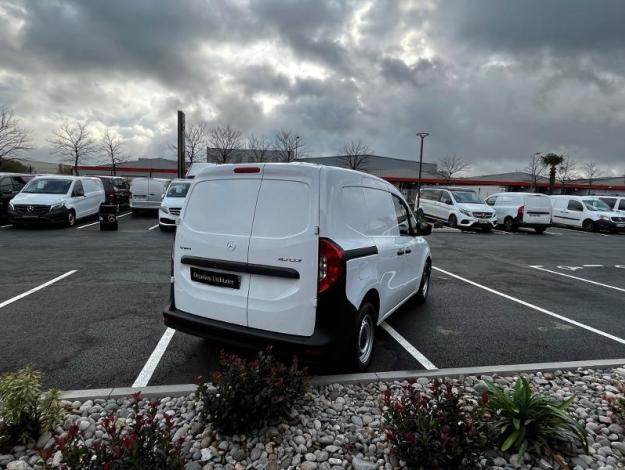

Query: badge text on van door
[278,257,302,263]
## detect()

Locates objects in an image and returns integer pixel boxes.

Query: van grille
[472,211,493,219]
[611,216,625,222]
[13,204,50,215]
[169,208,181,216]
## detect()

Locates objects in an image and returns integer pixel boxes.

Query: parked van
[0,173,34,223]
[164,163,433,370]
[484,192,552,233]
[417,187,497,231]
[550,195,625,233]
[9,176,104,227]
[129,178,169,214]
[186,162,216,179]
[159,179,191,231]
[598,196,625,214]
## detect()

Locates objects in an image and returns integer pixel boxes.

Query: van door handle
[397,249,405,256]
[405,249,412,254]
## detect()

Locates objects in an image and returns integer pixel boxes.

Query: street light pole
[415,132,429,217]
[295,135,300,160]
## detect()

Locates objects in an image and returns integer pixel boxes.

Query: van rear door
[174,168,263,326]
[246,165,320,336]
[523,195,551,225]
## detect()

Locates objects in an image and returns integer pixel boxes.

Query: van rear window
[251,180,310,237]
[184,179,261,235]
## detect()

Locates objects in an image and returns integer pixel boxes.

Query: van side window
[440,192,452,204]
[599,198,616,209]
[620,200,625,211]
[0,178,11,193]
[72,180,84,196]
[485,196,496,206]
[363,188,399,236]
[391,195,411,236]
[567,200,583,211]
[342,186,369,234]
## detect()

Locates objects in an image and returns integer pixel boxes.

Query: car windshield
[22,179,72,194]
[451,191,484,204]
[583,199,611,211]
[167,182,191,197]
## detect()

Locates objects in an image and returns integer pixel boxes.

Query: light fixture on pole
[415,132,429,216]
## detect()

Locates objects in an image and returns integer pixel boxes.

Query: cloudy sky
[1,0,625,175]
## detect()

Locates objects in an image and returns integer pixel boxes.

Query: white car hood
[161,196,185,208]
[456,203,493,213]
[599,210,624,218]
[11,193,68,206]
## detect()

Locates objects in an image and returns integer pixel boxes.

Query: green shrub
[198,348,306,435]
[0,366,64,448]
[54,392,185,469]
[484,376,588,458]
[382,378,491,469]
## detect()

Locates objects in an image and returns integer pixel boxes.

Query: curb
[61,358,625,401]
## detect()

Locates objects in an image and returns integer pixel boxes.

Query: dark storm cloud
[1,0,625,173]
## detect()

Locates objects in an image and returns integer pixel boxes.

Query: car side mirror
[414,222,432,236]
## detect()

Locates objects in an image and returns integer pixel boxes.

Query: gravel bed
[1,367,624,470]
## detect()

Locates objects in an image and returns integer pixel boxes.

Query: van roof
[488,192,549,197]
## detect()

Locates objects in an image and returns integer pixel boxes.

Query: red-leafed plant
[197,347,306,435]
[382,378,491,470]
[50,392,185,469]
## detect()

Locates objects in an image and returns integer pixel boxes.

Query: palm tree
[541,153,564,194]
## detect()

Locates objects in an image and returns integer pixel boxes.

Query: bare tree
[0,106,32,167]
[273,129,305,162]
[169,122,208,164]
[556,157,578,185]
[247,134,272,162]
[437,155,471,182]
[525,153,546,191]
[338,140,371,171]
[582,162,602,195]
[100,129,126,176]
[207,123,242,164]
[50,121,96,175]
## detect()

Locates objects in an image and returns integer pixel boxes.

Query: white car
[598,196,625,214]
[9,176,104,227]
[129,177,169,214]
[550,195,625,233]
[484,192,552,233]
[159,179,191,231]
[164,163,433,371]
[417,187,497,231]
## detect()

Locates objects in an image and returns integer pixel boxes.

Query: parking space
[1,218,624,390]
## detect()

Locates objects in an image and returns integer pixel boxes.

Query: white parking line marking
[0,270,77,309]
[381,322,438,370]
[0,224,11,228]
[583,264,604,267]
[434,267,625,345]
[530,265,625,293]
[132,328,175,387]
[147,224,159,231]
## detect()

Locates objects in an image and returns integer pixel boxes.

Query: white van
[550,195,625,233]
[484,192,552,233]
[417,187,497,231]
[598,196,625,214]
[164,163,433,370]
[159,179,191,231]
[186,162,216,179]
[9,176,105,227]
[129,178,169,214]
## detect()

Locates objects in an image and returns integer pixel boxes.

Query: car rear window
[184,179,261,235]
[251,180,310,237]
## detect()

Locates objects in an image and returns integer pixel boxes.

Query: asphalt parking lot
[1,216,624,390]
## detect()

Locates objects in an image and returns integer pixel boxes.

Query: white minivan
[484,192,552,233]
[550,195,625,233]
[417,187,497,231]
[164,163,433,370]
[598,196,625,214]
[129,177,169,214]
[9,176,105,227]
[159,179,191,231]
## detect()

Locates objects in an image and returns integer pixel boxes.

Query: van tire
[448,214,458,229]
[503,216,516,232]
[582,219,595,232]
[66,210,76,227]
[535,227,546,234]
[349,302,376,372]
[415,262,431,304]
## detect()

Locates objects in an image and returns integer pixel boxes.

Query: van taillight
[318,238,344,294]
[234,167,261,173]
[517,205,525,218]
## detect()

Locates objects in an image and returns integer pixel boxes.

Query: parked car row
[416,186,625,234]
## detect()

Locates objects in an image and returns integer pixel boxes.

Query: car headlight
[160,205,169,214]
[8,202,15,210]
[599,215,610,221]
[459,209,471,216]
[50,202,65,211]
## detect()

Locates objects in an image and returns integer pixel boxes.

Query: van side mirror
[414,222,432,236]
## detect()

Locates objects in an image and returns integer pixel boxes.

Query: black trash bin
[99,203,119,230]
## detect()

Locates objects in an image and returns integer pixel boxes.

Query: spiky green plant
[484,376,587,458]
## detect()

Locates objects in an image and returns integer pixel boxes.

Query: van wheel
[582,219,595,232]
[66,210,76,227]
[448,214,458,229]
[349,302,376,372]
[535,227,546,234]
[415,262,431,304]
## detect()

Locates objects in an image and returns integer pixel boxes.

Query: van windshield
[22,179,72,194]
[167,182,191,197]
[583,199,611,211]
[451,191,484,204]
